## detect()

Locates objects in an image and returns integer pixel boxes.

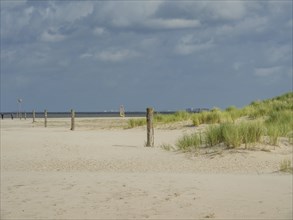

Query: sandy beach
[1,118,292,219]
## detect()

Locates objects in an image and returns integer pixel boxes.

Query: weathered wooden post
[32,110,36,123]
[70,109,75,131]
[146,107,154,147]
[44,109,47,127]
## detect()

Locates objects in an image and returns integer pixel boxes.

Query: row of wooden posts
[32,108,154,147]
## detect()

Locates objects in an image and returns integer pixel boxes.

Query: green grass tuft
[176,133,203,152]
[127,118,146,128]
[279,159,293,173]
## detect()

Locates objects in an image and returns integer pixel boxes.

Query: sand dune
[1,118,292,219]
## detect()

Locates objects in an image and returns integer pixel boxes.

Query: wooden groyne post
[146,107,154,147]
[44,109,47,127]
[70,109,75,131]
[32,110,36,123]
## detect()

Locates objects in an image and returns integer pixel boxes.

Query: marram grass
[176,133,203,152]
[128,92,293,149]
[177,121,266,150]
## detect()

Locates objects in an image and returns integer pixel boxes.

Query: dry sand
[1,118,292,219]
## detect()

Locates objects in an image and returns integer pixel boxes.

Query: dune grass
[176,133,203,152]
[155,111,191,124]
[127,111,195,128]
[128,92,293,150]
[127,118,146,128]
[175,92,292,150]
[178,121,265,149]
[279,159,293,173]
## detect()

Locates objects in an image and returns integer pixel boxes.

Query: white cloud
[96,49,140,62]
[175,1,247,21]
[1,0,27,9]
[99,1,162,28]
[266,46,291,63]
[254,66,283,77]
[40,1,93,23]
[80,53,93,59]
[41,29,65,42]
[145,18,200,30]
[93,27,106,36]
[96,2,200,31]
[62,2,94,22]
[215,16,268,38]
[209,1,246,20]
[175,35,214,55]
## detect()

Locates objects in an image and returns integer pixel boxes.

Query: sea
[1,111,177,119]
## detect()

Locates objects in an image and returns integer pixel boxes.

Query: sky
[1,0,292,112]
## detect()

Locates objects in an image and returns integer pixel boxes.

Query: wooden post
[70,109,75,131]
[24,112,27,120]
[32,110,36,123]
[146,107,154,147]
[44,109,47,127]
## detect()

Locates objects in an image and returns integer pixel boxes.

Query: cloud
[40,1,94,23]
[0,0,27,10]
[266,45,292,63]
[175,35,214,55]
[207,1,247,20]
[1,1,292,111]
[95,2,201,31]
[93,27,106,36]
[214,16,268,40]
[95,49,140,62]
[97,1,161,28]
[144,18,200,30]
[254,66,283,77]
[41,28,66,42]
[80,53,93,59]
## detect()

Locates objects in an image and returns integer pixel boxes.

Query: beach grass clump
[176,133,203,152]
[248,101,269,119]
[192,109,233,126]
[127,118,146,128]
[205,125,223,147]
[155,111,192,124]
[203,121,265,148]
[266,125,280,146]
[221,123,242,148]
[127,111,195,128]
[265,111,293,136]
[205,109,222,124]
[264,110,293,145]
[192,115,201,126]
[176,92,292,151]
[279,159,293,173]
[160,143,175,151]
[239,121,265,148]
[225,106,243,122]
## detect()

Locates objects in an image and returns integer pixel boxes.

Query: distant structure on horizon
[186,108,209,113]
[120,105,125,117]
[17,98,23,118]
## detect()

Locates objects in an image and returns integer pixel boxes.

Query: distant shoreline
[0,111,178,118]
